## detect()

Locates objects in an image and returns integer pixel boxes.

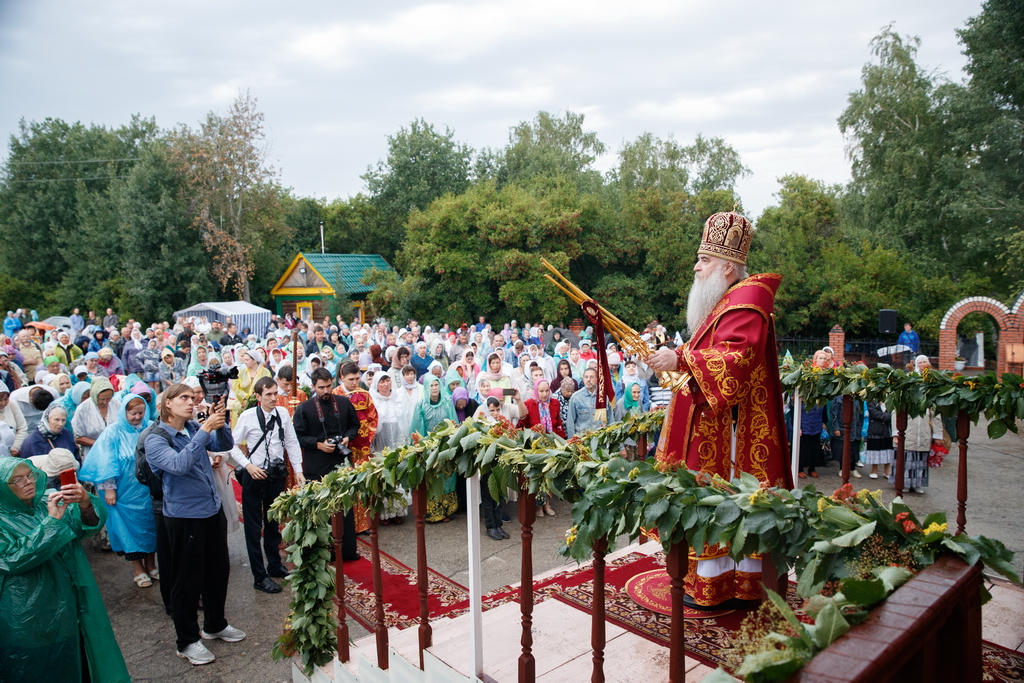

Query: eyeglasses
[9,472,39,487]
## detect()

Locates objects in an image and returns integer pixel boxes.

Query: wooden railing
[329,410,977,682]
[840,404,973,537]
[785,554,983,682]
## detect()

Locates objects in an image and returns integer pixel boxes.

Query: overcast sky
[0,0,982,219]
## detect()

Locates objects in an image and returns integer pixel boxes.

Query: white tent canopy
[173,301,272,337]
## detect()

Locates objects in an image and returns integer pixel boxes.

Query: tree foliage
[168,91,290,302]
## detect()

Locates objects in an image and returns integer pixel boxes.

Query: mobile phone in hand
[502,388,516,397]
[59,469,77,488]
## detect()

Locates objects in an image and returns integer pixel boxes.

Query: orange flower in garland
[894,511,919,534]
[831,483,855,503]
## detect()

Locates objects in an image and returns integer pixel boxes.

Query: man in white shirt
[229,376,305,594]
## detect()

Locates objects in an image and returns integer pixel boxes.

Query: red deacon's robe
[656,273,792,489]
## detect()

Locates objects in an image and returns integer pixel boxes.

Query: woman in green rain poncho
[410,375,458,523]
[0,457,130,682]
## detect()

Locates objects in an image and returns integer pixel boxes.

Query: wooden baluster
[841,395,853,484]
[894,410,908,498]
[412,483,432,669]
[518,476,537,683]
[956,410,971,536]
[666,541,689,683]
[332,511,351,663]
[369,508,389,669]
[591,537,608,683]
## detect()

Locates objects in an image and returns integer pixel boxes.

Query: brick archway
[938,296,1023,375]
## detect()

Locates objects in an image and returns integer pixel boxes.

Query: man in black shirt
[292,367,360,560]
[219,323,244,347]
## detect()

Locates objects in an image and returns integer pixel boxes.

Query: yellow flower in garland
[564,526,579,546]
[748,489,770,506]
[923,522,948,536]
[817,497,833,513]
[627,467,640,481]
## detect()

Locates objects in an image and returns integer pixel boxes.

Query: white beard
[686,267,732,337]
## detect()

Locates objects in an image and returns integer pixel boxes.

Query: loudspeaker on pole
[879,309,898,335]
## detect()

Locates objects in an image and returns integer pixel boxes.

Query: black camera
[266,460,289,480]
[325,436,351,456]
[198,365,239,403]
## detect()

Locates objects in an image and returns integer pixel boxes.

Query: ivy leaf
[873,565,914,592]
[987,419,1008,439]
[644,497,671,525]
[810,600,850,649]
[839,578,887,606]
[715,500,741,525]
[830,521,877,547]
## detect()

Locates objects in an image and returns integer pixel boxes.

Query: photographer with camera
[144,383,243,666]
[229,377,304,594]
[293,367,360,560]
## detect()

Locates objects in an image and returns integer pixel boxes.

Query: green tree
[0,116,155,300]
[116,142,214,321]
[497,111,606,192]
[169,91,290,302]
[389,180,582,325]
[362,119,473,260]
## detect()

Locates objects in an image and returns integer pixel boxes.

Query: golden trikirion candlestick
[540,258,690,394]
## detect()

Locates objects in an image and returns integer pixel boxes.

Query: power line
[7,176,128,184]
[7,157,139,165]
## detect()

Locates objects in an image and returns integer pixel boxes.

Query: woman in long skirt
[410,376,457,522]
[864,401,893,479]
[889,408,943,493]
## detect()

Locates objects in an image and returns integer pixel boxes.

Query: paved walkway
[90,416,1023,681]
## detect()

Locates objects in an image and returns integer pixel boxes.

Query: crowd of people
[793,348,946,494]
[0,296,944,675]
[0,308,679,674]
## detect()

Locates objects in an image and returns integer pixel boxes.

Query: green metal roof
[302,253,394,295]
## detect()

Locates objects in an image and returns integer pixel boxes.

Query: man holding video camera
[293,367,360,560]
[229,377,305,594]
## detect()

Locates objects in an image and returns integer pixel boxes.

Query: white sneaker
[177,641,215,665]
[912,487,926,494]
[201,625,246,642]
[869,473,878,479]
[851,469,862,478]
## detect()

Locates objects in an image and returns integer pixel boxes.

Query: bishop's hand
[646,347,679,372]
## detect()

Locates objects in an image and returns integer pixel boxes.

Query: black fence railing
[777,337,939,367]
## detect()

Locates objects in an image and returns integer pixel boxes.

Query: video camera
[197,365,239,407]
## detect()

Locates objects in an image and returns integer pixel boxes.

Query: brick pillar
[829,325,845,365]
[939,329,957,371]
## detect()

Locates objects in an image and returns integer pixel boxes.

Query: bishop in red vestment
[648,211,792,610]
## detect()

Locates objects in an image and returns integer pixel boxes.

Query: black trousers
[164,510,230,651]
[154,508,172,614]
[799,434,822,473]
[238,469,287,582]
[480,473,505,530]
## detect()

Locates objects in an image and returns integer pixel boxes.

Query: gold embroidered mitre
[697,211,754,266]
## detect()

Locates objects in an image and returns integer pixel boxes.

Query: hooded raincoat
[0,458,130,682]
[78,398,156,556]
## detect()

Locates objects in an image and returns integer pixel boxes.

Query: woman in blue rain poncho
[0,457,130,683]
[410,375,458,523]
[79,395,158,587]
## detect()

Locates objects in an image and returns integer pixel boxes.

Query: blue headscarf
[60,381,92,422]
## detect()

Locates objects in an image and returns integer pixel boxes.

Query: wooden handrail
[412,484,431,669]
[786,555,983,682]
[331,510,350,663]
[518,476,537,683]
